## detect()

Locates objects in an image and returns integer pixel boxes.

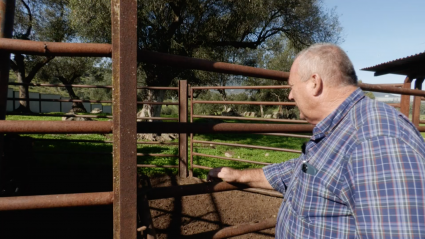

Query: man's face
[288,59,311,121]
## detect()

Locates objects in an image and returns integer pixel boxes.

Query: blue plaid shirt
[263,88,425,238]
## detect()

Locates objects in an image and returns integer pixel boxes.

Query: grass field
[6,113,307,178]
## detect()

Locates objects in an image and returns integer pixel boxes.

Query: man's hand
[207,167,240,182]
[207,167,274,190]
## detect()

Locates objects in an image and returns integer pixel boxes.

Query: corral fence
[1,0,425,238]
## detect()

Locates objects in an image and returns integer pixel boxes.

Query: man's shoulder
[349,97,417,141]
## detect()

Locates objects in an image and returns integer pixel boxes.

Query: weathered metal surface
[112,0,138,237]
[33,138,178,145]
[0,121,112,133]
[8,97,112,103]
[140,181,248,200]
[179,80,188,178]
[255,133,312,139]
[211,218,277,239]
[192,152,271,166]
[400,76,412,117]
[137,117,178,121]
[0,0,16,209]
[0,191,113,211]
[412,78,424,127]
[137,122,315,134]
[0,38,112,57]
[0,38,289,81]
[193,100,296,106]
[359,82,425,97]
[192,85,290,90]
[190,86,194,176]
[137,153,178,157]
[193,140,302,153]
[9,82,178,90]
[137,164,179,168]
[192,164,213,170]
[193,115,308,124]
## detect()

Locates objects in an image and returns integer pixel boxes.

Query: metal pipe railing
[193,115,308,124]
[8,82,178,90]
[192,152,271,166]
[193,140,302,153]
[8,97,179,105]
[0,192,114,211]
[193,100,296,106]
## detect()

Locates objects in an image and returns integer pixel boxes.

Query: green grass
[6,114,307,178]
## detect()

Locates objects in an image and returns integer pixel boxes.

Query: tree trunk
[141,89,165,121]
[63,84,87,113]
[260,104,264,118]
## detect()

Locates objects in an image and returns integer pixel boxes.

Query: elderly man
[208,43,425,238]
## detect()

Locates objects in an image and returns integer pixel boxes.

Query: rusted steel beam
[210,218,277,239]
[0,191,113,211]
[192,85,290,90]
[359,82,425,97]
[400,76,412,117]
[0,38,289,81]
[255,133,312,139]
[6,113,114,119]
[111,0,138,238]
[192,152,271,165]
[0,38,112,57]
[0,121,112,133]
[387,103,401,108]
[8,82,178,90]
[33,138,178,145]
[193,115,308,123]
[137,122,315,134]
[190,86,194,176]
[0,0,16,205]
[137,164,178,168]
[193,100,296,106]
[137,153,178,157]
[140,181,249,200]
[179,80,188,178]
[192,164,213,170]
[8,97,112,103]
[137,117,178,120]
[193,140,302,153]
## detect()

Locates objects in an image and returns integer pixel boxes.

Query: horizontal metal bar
[210,218,277,239]
[140,181,249,200]
[254,133,312,139]
[137,117,178,121]
[192,164,213,170]
[193,140,301,153]
[136,164,178,168]
[8,97,112,103]
[0,192,114,211]
[0,121,112,133]
[8,82,179,90]
[137,122,315,134]
[137,101,179,105]
[0,39,289,81]
[34,151,110,155]
[192,152,271,165]
[359,82,425,97]
[32,138,178,145]
[193,100,296,106]
[191,85,290,90]
[387,103,401,108]
[137,153,178,157]
[193,115,308,123]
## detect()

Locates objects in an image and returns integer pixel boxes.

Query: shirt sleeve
[347,135,425,238]
[262,158,296,195]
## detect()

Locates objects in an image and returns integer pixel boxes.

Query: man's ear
[310,74,323,96]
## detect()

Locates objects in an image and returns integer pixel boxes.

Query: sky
[323,0,425,85]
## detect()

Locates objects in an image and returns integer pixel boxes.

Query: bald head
[295,43,358,87]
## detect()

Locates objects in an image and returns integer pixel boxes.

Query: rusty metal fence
[1,0,425,238]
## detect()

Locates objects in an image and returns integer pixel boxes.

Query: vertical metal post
[111,0,137,238]
[400,76,412,117]
[190,85,194,177]
[412,78,424,127]
[179,80,188,178]
[0,0,16,192]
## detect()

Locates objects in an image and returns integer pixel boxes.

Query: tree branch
[25,56,55,83]
[20,0,33,39]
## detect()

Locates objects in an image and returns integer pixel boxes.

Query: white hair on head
[295,43,358,86]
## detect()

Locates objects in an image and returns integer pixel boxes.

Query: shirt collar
[311,88,365,141]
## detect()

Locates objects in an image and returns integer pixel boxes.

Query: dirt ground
[141,175,283,238]
[0,166,282,239]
